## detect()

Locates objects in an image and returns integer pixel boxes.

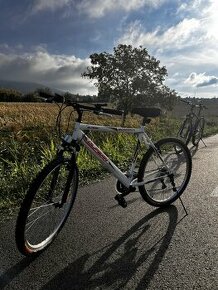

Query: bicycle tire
[138,137,192,207]
[192,117,205,146]
[177,118,191,145]
[15,157,78,256]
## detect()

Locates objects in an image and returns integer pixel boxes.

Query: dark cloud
[0,50,97,94]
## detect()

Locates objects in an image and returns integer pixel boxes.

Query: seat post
[142,117,151,126]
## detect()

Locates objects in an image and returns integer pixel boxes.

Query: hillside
[0,80,63,94]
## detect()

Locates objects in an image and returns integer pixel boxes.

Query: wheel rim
[142,141,189,203]
[24,162,77,252]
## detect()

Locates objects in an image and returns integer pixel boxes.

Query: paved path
[0,135,218,289]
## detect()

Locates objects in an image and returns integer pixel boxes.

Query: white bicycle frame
[63,121,164,189]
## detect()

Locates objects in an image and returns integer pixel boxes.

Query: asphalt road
[0,135,218,289]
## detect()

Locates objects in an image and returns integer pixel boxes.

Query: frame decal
[82,135,109,163]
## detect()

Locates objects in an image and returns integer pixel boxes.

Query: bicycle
[15,93,192,256]
[177,99,207,147]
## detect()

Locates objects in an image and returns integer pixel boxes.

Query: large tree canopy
[82,44,177,120]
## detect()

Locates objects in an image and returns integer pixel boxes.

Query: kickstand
[179,196,188,216]
[200,138,207,147]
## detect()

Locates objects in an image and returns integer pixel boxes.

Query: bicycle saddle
[131,107,161,118]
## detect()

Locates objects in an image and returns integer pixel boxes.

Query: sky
[0,0,218,98]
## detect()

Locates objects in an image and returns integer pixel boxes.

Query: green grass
[1,112,218,215]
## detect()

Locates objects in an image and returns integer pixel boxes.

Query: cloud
[76,0,166,18]
[116,0,218,98]
[119,3,216,54]
[176,0,208,15]
[185,72,218,88]
[0,48,97,95]
[32,0,167,17]
[32,0,71,12]
[118,18,203,51]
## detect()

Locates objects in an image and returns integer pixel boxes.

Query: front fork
[47,150,64,204]
[51,137,79,207]
[60,153,77,205]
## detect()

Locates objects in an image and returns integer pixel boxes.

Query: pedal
[116,179,136,196]
[160,178,167,189]
[168,174,177,191]
[114,194,127,208]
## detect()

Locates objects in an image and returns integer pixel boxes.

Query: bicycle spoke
[17,160,78,253]
[138,138,191,206]
[26,208,54,232]
[29,202,55,216]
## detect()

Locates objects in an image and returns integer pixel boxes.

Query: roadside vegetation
[1,102,218,215]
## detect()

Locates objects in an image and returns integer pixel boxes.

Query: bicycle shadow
[0,255,38,289]
[40,205,179,290]
[108,196,141,209]
[189,139,207,158]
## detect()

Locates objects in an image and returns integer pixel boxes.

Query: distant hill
[0,80,97,103]
[0,80,63,94]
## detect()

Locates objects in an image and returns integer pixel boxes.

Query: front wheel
[15,157,78,256]
[138,137,192,207]
[192,118,205,146]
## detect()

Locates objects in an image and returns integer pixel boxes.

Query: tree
[23,91,41,102]
[0,88,22,102]
[82,44,177,124]
[36,87,52,96]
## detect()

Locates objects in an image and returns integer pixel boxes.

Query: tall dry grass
[4,102,218,214]
[0,103,146,213]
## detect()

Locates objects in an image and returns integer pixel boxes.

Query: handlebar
[180,98,207,109]
[39,92,124,117]
[39,91,64,103]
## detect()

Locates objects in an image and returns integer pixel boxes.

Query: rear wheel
[192,118,205,146]
[138,137,192,207]
[178,118,191,145]
[15,157,78,256]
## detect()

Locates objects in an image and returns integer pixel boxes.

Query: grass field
[1,102,218,214]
